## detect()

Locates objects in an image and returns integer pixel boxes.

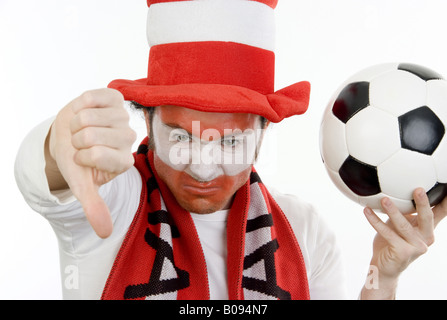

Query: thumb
[76,181,113,239]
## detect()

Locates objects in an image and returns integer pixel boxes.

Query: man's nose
[187,162,223,182]
[186,141,223,181]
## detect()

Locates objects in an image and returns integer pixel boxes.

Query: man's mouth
[182,179,221,196]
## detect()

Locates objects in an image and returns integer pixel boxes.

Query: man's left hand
[361,188,447,299]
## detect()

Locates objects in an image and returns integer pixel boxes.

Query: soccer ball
[320,63,447,214]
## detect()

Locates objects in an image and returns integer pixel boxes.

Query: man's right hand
[45,88,137,238]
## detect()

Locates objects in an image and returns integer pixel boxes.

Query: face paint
[149,106,266,214]
[152,112,262,181]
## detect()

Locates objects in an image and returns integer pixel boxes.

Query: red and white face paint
[148,106,266,213]
[152,113,262,181]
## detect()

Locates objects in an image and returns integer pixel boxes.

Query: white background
[1,0,447,299]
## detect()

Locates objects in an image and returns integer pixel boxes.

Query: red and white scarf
[101,138,309,300]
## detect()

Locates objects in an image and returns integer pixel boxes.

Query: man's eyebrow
[161,122,192,134]
[161,121,255,138]
[222,131,246,138]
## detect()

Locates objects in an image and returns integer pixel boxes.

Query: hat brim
[108,78,310,123]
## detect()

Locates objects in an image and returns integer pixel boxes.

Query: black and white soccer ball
[320,63,447,214]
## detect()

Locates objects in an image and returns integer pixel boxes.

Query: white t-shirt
[14,117,348,300]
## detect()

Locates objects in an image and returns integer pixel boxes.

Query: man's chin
[177,197,231,214]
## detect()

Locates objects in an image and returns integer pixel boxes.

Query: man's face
[145,105,265,214]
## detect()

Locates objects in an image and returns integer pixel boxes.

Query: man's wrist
[360,265,399,300]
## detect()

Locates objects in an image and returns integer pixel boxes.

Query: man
[15,0,446,300]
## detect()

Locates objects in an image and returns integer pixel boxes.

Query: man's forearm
[360,266,398,300]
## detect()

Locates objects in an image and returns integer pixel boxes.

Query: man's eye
[222,137,239,147]
[175,134,191,142]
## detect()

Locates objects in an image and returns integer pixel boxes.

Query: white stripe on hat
[147,0,276,52]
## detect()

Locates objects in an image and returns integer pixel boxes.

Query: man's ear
[144,107,158,150]
[144,108,151,136]
[265,120,271,130]
[254,117,270,163]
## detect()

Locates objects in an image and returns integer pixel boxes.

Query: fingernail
[382,197,391,208]
[416,188,426,200]
[364,207,373,216]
